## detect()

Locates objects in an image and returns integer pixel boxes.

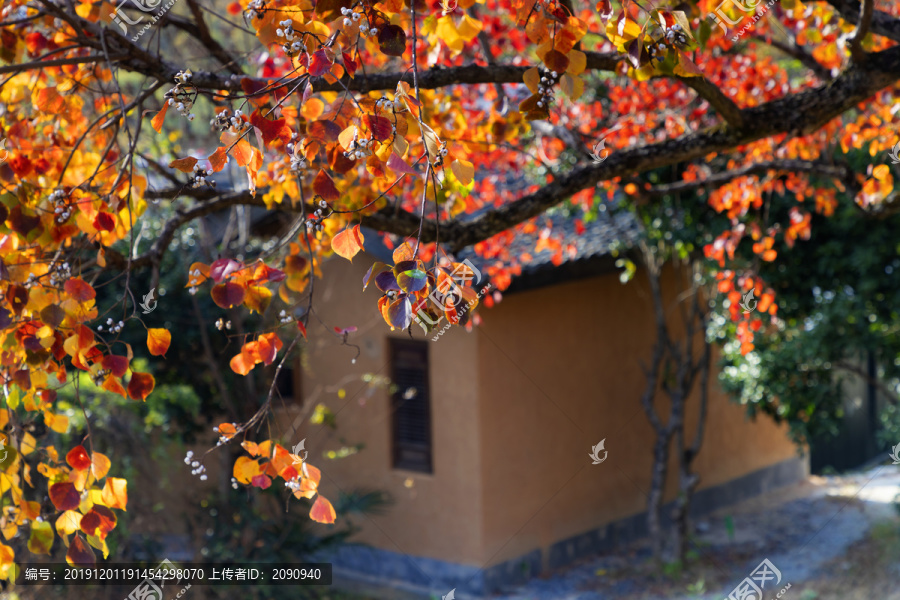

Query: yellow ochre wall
[293,254,800,571]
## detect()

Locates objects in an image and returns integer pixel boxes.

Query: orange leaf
[312,170,340,201]
[169,156,198,173]
[64,278,96,302]
[309,495,336,524]
[150,102,169,133]
[34,87,66,113]
[332,225,365,262]
[208,147,228,172]
[91,452,111,480]
[127,372,155,401]
[100,477,128,510]
[230,345,258,376]
[147,328,171,357]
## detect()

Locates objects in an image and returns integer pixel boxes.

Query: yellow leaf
[456,15,483,42]
[451,159,474,185]
[56,511,82,536]
[44,411,69,434]
[567,50,586,75]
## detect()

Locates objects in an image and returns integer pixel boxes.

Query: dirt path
[490,465,900,600]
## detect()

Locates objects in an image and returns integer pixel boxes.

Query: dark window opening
[389,339,433,473]
[275,367,295,400]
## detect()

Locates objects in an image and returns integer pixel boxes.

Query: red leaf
[211,282,246,309]
[49,482,80,511]
[66,535,96,567]
[66,445,91,471]
[297,320,307,339]
[64,278,95,302]
[249,111,290,146]
[308,120,342,144]
[128,372,155,401]
[387,153,418,176]
[363,115,393,142]
[251,474,272,489]
[101,354,129,377]
[93,211,116,232]
[312,170,340,201]
[210,258,243,283]
[308,49,333,77]
[343,51,358,76]
[378,24,407,57]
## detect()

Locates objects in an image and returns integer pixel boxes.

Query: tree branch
[827,0,900,43]
[847,0,874,62]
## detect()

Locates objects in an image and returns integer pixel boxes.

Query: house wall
[475,263,802,568]
[291,254,485,566]
[290,254,804,591]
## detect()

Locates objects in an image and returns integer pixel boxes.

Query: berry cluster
[343,136,373,161]
[664,23,688,49]
[306,199,331,233]
[231,476,240,490]
[276,19,306,57]
[210,109,250,133]
[285,477,303,492]
[215,318,232,330]
[278,309,293,324]
[165,70,197,122]
[98,318,125,334]
[185,451,208,481]
[340,7,378,37]
[536,71,559,109]
[48,261,71,287]
[287,141,308,173]
[246,0,266,21]
[188,267,203,295]
[190,164,215,189]
[50,189,72,224]
[24,273,39,289]
[374,97,395,111]
[92,367,111,387]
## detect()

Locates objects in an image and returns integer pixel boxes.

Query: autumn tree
[0,0,898,576]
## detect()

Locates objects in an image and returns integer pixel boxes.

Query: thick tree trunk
[647,431,673,559]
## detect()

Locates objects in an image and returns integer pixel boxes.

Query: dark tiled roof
[362,201,642,294]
